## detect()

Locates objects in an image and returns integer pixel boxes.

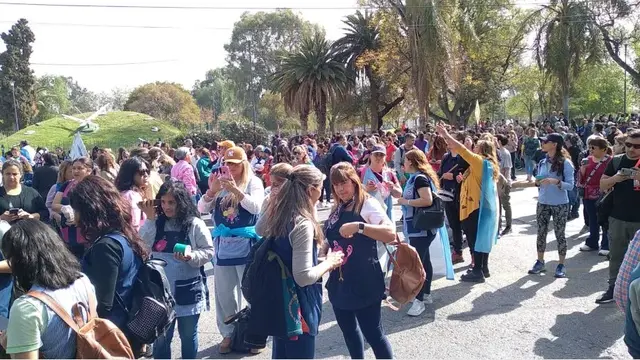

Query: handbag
[411,175,445,230]
[578,156,608,198]
[596,155,624,226]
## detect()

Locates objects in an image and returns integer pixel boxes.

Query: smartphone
[581,158,589,166]
[219,165,231,179]
[153,199,161,207]
[9,208,19,215]
[619,168,637,177]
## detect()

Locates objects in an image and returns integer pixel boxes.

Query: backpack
[115,257,176,345]
[241,238,288,337]
[319,145,337,175]
[28,282,134,359]
[384,236,426,305]
[597,155,624,226]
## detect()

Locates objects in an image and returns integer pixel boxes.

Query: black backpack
[241,238,288,338]
[318,145,337,175]
[116,257,176,345]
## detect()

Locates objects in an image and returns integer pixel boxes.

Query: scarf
[474,159,499,253]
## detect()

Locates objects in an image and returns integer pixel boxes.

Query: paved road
[182,178,628,359]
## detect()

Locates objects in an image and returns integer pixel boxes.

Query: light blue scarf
[474,159,499,253]
[212,223,259,240]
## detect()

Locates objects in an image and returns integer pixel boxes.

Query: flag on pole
[70,132,88,160]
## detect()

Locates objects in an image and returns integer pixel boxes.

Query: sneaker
[528,260,546,274]
[579,244,598,252]
[554,264,566,278]
[595,288,615,304]
[483,269,491,278]
[500,227,512,236]
[452,253,464,264]
[407,299,426,316]
[460,270,485,283]
[599,249,610,256]
[423,294,433,305]
[568,213,579,221]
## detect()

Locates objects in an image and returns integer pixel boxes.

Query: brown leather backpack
[28,289,134,359]
[385,236,426,305]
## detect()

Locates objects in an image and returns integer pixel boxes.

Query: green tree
[192,68,236,129]
[224,10,317,118]
[570,62,628,117]
[124,82,200,128]
[272,32,352,136]
[64,77,98,113]
[0,19,37,130]
[258,91,297,134]
[35,75,71,121]
[534,0,602,118]
[334,11,405,130]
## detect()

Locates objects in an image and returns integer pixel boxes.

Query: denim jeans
[567,186,580,216]
[272,333,315,359]
[322,176,331,202]
[153,314,200,359]
[333,301,393,359]
[583,199,609,250]
[524,156,536,177]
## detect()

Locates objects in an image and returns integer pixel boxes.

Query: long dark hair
[156,179,200,234]
[2,220,82,292]
[114,157,146,192]
[69,176,149,260]
[550,143,573,175]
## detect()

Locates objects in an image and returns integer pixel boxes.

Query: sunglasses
[293,151,302,156]
[625,142,640,150]
[138,169,150,176]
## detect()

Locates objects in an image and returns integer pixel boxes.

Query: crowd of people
[0,110,638,358]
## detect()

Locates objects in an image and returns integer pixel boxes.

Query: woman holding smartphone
[0,160,47,224]
[140,179,214,359]
[197,146,264,354]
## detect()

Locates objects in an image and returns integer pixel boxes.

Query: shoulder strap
[27,278,97,331]
[613,155,624,171]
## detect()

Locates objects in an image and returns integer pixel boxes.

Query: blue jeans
[153,314,200,359]
[583,199,609,250]
[568,186,580,216]
[524,155,536,177]
[333,301,393,359]
[272,333,315,359]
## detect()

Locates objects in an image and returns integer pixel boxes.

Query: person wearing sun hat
[209,140,236,171]
[197,145,265,354]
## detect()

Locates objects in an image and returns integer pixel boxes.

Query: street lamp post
[9,81,19,131]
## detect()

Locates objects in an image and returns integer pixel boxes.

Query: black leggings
[410,232,436,300]
[333,301,393,359]
[444,200,463,254]
[462,210,489,272]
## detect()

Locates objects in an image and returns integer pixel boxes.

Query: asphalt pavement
[184,176,628,359]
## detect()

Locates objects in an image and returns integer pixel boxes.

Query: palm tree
[334,11,383,130]
[534,0,601,118]
[272,32,351,136]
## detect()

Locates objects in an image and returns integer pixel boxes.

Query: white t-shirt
[360,197,393,226]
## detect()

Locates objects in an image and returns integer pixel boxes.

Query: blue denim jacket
[537,157,575,206]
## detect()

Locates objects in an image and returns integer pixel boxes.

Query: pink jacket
[171,160,198,195]
[121,190,146,232]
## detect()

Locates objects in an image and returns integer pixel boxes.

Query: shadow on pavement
[533,306,624,359]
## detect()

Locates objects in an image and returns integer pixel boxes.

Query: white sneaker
[407,299,426,316]
[423,294,433,305]
[599,249,610,256]
[579,244,598,252]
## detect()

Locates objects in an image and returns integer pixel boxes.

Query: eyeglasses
[138,169,150,176]
[293,151,302,156]
[625,142,640,150]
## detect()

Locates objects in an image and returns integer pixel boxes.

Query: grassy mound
[0,112,182,150]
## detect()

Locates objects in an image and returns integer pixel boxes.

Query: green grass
[0,111,182,150]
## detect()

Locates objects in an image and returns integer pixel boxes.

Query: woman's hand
[206,174,222,198]
[442,172,454,180]
[397,198,409,206]
[456,174,464,183]
[435,122,451,138]
[325,249,345,270]
[539,178,560,186]
[0,211,16,222]
[138,200,157,220]
[339,222,360,239]
[174,252,192,262]
[365,181,377,192]
[219,177,238,193]
[17,209,32,220]
[0,330,7,349]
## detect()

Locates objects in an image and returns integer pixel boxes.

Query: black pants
[445,200,463,254]
[333,301,393,359]
[410,232,436,301]
[510,152,517,179]
[462,210,489,273]
[322,176,331,202]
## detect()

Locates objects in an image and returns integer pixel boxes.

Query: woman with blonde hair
[256,165,344,358]
[197,146,264,354]
[436,123,500,283]
[392,149,454,316]
[324,162,396,359]
[291,145,313,166]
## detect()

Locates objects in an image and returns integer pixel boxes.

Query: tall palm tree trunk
[315,93,328,137]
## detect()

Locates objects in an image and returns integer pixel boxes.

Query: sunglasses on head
[625,142,640,150]
[138,168,150,176]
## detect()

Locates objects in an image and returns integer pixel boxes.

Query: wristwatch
[358,222,365,234]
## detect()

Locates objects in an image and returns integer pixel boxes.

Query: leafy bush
[173,130,222,148]
[219,120,269,146]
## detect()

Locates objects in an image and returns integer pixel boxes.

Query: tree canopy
[124,82,200,128]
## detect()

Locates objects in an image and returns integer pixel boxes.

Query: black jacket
[32,165,59,199]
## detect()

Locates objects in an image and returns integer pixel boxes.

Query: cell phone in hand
[9,208,19,216]
[581,158,589,166]
[219,165,231,179]
[619,168,637,177]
